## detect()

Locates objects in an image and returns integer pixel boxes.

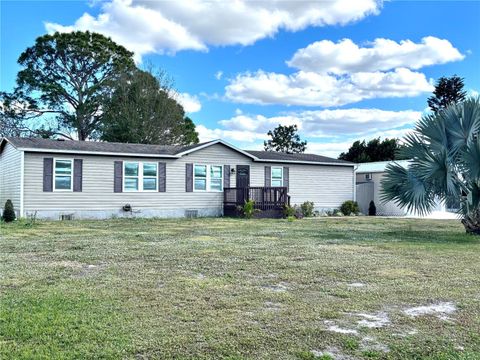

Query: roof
[356,160,411,173]
[2,137,211,157]
[1,137,354,166]
[245,150,352,165]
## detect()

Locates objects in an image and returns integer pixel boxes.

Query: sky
[1,0,479,157]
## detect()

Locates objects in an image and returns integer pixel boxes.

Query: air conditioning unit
[365,173,372,181]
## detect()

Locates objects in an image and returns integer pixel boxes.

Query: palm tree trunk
[462,209,480,235]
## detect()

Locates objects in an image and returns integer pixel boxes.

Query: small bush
[368,200,377,216]
[300,201,315,217]
[284,204,303,219]
[241,199,258,219]
[2,199,16,222]
[340,200,359,216]
[283,204,296,218]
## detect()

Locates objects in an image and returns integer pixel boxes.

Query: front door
[236,165,250,188]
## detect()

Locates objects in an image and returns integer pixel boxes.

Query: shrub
[340,200,359,216]
[283,204,303,219]
[2,199,16,222]
[283,204,296,218]
[368,200,377,216]
[300,201,315,217]
[240,199,258,219]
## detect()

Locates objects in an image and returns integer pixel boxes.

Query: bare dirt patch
[404,302,456,320]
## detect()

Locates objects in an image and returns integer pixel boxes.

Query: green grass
[1,217,480,359]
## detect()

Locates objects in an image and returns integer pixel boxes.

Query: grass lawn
[1,217,480,359]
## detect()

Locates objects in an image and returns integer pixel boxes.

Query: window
[54,159,73,191]
[194,165,207,191]
[124,162,157,192]
[142,163,157,191]
[194,164,223,192]
[210,166,223,191]
[271,167,283,187]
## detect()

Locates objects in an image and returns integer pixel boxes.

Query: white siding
[0,143,22,217]
[356,172,406,216]
[251,163,354,208]
[23,143,354,218]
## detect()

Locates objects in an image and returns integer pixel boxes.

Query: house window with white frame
[124,162,157,192]
[54,159,73,191]
[194,164,223,192]
[271,167,283,187]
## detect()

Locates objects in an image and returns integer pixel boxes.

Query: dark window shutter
[223,165,230,189]
[114,161,123,193]
[264,166,271,187]
[283,166,289,192]
[186,163,193,192]
[158,162,166,192]
[43,158,53,192]
[73,159,83,192]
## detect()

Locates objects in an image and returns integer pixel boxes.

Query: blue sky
[1,0,479,157]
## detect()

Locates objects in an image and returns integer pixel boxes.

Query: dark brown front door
[236,165,250,188]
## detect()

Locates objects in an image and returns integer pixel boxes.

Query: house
[355,160,456,218]
[0,137,355,220]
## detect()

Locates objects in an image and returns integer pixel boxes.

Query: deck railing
[223,187,289,217]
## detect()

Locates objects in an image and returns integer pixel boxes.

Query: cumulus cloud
[287,36,464,73]
[176,92,202,113]
[197,107,421,157]
[218,108,420,137]
[225,35,465,107]
[45,0,380,60]
[225,68,433,107]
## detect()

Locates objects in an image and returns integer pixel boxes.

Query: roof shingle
[2,137,354,165]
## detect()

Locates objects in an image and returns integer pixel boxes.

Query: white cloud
[218,108,420,137]
[196,124,265,143]
[176,92,202,113]
[305,141,356,158]
[287,37,464,74]
[45,0,380,61]
[215,71,223,80]
[197,107,420,157]
[225,68,433,107]
[225,35,464,107]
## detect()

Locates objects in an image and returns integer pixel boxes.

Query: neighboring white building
[355,160,457,219]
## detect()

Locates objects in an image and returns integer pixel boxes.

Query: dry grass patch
[1,217,480,359]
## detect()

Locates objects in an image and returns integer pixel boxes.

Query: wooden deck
[223,187,289,218]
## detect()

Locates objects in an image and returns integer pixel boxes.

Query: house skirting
[23,207,223,220]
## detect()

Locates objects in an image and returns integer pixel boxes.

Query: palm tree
[381,97,480,235]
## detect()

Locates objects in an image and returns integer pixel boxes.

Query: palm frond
[461,136,480,182]
[443,97,480,153]
[410,148,459,199]
[414,113,447,153]
[381,163,436,216]
[398,131,428,159]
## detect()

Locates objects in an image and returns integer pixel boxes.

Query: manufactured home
[0,137,355,220]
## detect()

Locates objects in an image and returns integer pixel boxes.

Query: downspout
[353,165,358,202]
[20,151,24,218]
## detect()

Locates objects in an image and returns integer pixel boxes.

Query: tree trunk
[461,209,480,235]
